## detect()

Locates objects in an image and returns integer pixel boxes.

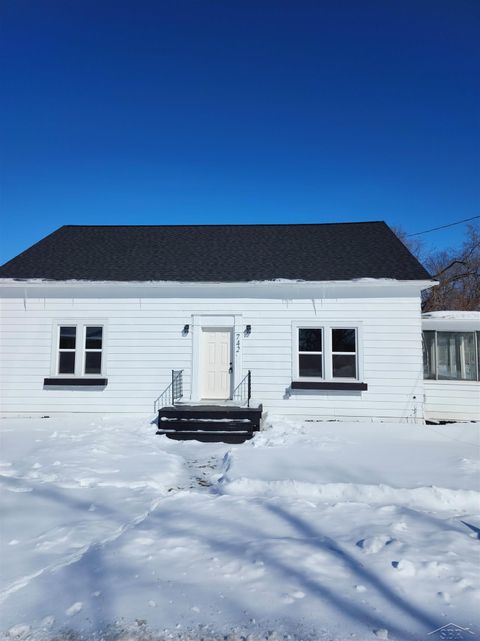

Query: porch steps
[159,431,254,444]
[157,404,263,443]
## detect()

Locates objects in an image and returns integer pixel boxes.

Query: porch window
[422,330,436,379]
[422,330,479,381]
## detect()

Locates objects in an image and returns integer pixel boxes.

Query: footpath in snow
[0,414,479,641]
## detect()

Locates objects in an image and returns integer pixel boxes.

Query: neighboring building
[422,311,480,422]
[0,222,434,426]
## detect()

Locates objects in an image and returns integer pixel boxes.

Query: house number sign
[235,333,241,353]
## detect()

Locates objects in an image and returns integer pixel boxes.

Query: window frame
[297,327,324,379]
[51,321,107,378]
[422,329,480,382]
[331,327,359,380]
[292,321,363,383]
[478,332,480,378]
[84,326,104,375]
[57,324,77,375]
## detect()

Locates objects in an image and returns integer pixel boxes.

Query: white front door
[201,328,232,400]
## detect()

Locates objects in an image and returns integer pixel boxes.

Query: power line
[407,215,480,237]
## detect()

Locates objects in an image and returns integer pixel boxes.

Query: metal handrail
[233,370,251,407]
[154,369,183,412]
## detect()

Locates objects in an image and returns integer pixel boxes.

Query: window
[58,326,76,374]
[422,330,480,381]
[294,323,361,381]
[298,328,323,377]
[54,323,105,376]
[85,327,103,374]
[437,332,476,380]
[422,331,436,379]
[332,328,357,378]
[478,331,480,369]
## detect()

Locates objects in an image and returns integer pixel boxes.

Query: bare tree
[423,223,480,311]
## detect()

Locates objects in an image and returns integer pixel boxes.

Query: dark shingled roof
[0,222,431,282]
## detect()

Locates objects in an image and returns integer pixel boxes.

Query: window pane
[332,354,356,378]
[332,328,356,352]
[299,328,322,352]
[422,331,436,379]
[477,332,480,381]
[59,326,76,349]
[86,326,103,349]
[299,354,322,377]
[85,351,102,374]
[437,332,476,380]
[59,351,75,374]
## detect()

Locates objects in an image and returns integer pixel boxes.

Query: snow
[1,415,479,641]
[1,277,431,288]
[422,311,480,320]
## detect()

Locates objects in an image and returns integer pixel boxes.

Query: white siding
[423,381,480,422]
[0,283,425,422]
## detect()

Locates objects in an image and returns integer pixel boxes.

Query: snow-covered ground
[0,415,479,641]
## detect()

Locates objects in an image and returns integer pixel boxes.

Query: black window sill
[44,378,108,387]
[291,381,368,391]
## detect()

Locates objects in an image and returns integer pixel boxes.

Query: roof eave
[0,277,437,289]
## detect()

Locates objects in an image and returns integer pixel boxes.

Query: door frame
[190,314,243,402]
[199,326,233,401]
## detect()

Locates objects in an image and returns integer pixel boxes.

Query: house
[422,311,480,423]
[0,222,435,439]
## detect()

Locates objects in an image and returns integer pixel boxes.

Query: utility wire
[407,215,480,237]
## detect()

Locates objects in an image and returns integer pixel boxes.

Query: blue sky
[1,0,479,264]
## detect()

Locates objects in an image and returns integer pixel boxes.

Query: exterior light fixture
[183,324,190,335]
[245,324,251,336]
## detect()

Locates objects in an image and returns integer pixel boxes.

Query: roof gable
[0,222,431,282]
